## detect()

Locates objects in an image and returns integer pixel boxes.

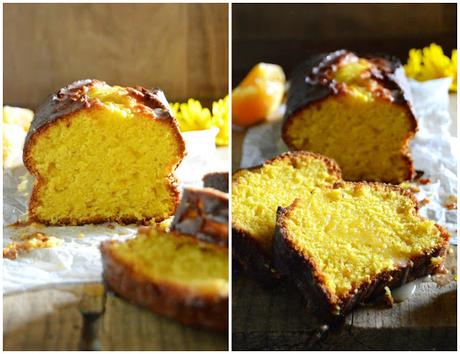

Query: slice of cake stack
[232,151,449,321]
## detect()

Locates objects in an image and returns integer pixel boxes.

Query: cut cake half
[100,226,228,331]
[274,182,449,322]
[232,151,342,283]
[282,50,417,183]
[24,79,185,225]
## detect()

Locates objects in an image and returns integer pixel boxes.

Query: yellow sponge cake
[274,182,449,322]
[100,226,228,330]
[232,151,341,283]
[23,80,185,225]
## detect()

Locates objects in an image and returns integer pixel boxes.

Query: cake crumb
[3,232,63,260]
[107,224,115,230]
[77,232,85,239]
[418,178,431,185]
[138,226,151,235]
[382,286,394,307]
[444,195,457,210]
[419,198,430,206]
[17,177,28,192]
[399,182,420,194]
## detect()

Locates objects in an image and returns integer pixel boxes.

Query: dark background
[232,3,457,85]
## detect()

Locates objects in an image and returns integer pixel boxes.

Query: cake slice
[232,152,341,283]
[23,80,185,225]
[282,50,417,183]
[100,226,228,331]
[274,182,449,322]
[170,187,228,247]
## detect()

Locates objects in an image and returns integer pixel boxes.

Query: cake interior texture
[284,57,415,183]
[281,183,447,300]
[232,153,340,253]
[27,83,183,224]
[107,227,228,296]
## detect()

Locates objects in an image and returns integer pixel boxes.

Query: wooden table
[4,284,228,350]
[231,95,457,350]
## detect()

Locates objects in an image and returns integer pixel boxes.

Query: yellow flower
[404,43,457,92]
[170,96,229,146]
[211,96,229,146]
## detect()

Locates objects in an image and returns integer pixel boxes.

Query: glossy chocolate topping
[24,79,173,151]
[285,50,415,120]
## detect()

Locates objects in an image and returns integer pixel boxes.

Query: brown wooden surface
[232,248,457,351]
[4,3,228,108]
[232,3,456,84]
[3,283,228,351]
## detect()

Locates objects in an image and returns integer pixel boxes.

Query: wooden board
[3,283,228,350]
[232,247,457,350]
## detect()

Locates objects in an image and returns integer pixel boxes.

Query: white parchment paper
[3,128,228,294]
[241,78,457,243]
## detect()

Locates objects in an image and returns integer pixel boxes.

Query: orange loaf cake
[23,80,185,225]
[274,182,449,322]
[101,226,228,331]
[232,151,341,284]
[283,50,418,184]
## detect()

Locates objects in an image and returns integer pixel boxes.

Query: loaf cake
[23,80,185,225]
[232,152,341,283]
[274,182,449,322]
[283,50,418,184]
[100,226,228,331]
[170,187,228,247]
[203,172,229,193]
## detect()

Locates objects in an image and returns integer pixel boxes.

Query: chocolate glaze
[203,172,229,193]
[284,50,416,121]
[24,79,173,154]
[170,187,228,247]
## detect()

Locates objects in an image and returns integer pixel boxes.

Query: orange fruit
[232,63,285,127]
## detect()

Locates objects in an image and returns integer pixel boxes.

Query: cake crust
[100,234,228,331]
[232,151,342,284]
[282,50,418,182]
[273,182,450,323]
[170,187,229,247]
[23,79,186,226]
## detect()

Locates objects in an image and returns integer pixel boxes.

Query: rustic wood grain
[3,286,84,350]
[3,3,228,108]
[232,248,457,350]
[3,283,228,350]
[99,292,228,351]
